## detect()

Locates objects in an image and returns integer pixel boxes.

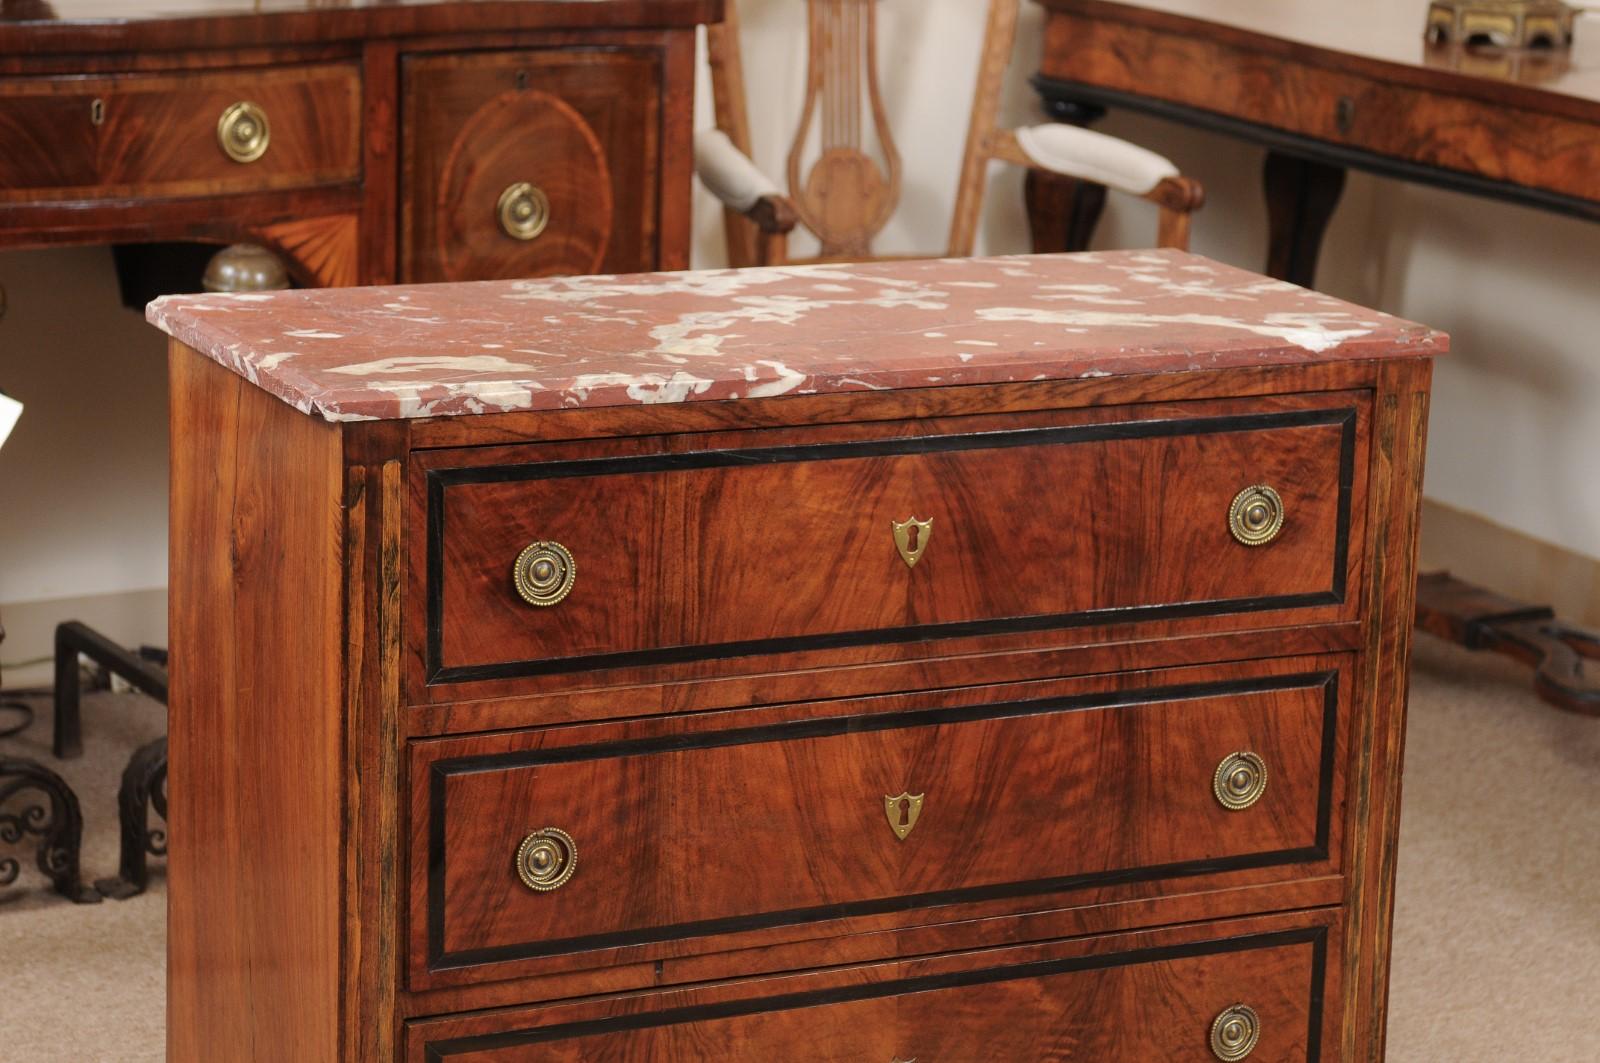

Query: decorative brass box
[1426,0,1576,48]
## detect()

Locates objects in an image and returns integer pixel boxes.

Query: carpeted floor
[0,634,1596,1061]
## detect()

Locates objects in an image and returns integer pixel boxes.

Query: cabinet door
[401,48,664,283]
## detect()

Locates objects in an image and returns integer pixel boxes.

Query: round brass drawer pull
[498,182,551,241]
[1228,484,1284,546]
[1213,751,1268,811]
[515,828,577,892]
[1210,1003,1261,1060]
[513,540,576,607]
[217,101,271,164]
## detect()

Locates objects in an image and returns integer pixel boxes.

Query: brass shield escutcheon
[883,792,925,841]
[891,517,933,569]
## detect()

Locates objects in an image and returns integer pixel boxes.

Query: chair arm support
[695,130,798,234]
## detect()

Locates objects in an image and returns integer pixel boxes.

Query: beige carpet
[1,635,1596,1061]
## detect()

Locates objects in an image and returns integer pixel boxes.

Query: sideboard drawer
[416,396,1366,687]
[0,64,360,202]
[409,658,1345,988]
[401,47,665,283]
[406,914,1336,1060]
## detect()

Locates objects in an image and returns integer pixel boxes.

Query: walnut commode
[153,250,1442,1061]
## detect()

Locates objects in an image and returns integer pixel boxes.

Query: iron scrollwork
[0,756,98,903]
[95,737,169,900]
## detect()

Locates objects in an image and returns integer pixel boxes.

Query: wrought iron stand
[0,756,99,903]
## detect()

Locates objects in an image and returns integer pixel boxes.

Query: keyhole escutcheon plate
[883,792,925,841]
[891,516,933,569]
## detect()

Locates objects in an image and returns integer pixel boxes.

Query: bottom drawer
[406,911,1339,1061]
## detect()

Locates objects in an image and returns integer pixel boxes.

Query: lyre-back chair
[697,0,1204,268]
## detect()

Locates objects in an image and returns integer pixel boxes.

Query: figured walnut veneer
[164,253,1436,1061]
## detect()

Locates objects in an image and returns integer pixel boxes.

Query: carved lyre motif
[883,792,925,841]
[788,0,902,258]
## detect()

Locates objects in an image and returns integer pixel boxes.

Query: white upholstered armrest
[695,129,783,213]
[1013,124,1179,197]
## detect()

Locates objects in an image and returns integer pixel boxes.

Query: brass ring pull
[498,182,551,241]
[217,101,271,164]
[515,828,577,892]
[1213,752,1268,811]
[1210,1004,1261,1060]
[513,541,576,607]
[1228,484,1284,546]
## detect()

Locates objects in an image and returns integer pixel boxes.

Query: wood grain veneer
[416,394,1364,688]
[163,255,1434,1060]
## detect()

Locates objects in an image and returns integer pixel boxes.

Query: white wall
[0,247,170,605]
[1,1,1595,676]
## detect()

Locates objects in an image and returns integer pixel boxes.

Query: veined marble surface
[147,250,1446,423]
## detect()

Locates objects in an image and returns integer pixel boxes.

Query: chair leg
[95,737,169,900]
[0,755,101,903]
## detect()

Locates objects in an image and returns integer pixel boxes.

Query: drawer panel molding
[414,665,1343,984]
[422,404,1360,685]
[409,921,1332,1061]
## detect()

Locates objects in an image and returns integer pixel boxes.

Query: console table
[0,0,718,286]
[1030,0,1600,285]
[152,250,1440,1061]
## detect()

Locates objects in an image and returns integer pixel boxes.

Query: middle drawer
[408,655,1349,991]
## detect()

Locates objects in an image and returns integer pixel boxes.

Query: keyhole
[90,98,105,126]
[905,526,920,552]
[514,70,529,91]
[1335,96,1356,136]
[894,798,911,827]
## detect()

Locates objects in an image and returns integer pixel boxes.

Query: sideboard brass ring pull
[515,828,577,892]
[1213,751,1268,811]
[217,101,271,164]
[498,182,551,241]
[513,540,576,607]
[1228,484,1284,546]
[1210,1003,1261,1060]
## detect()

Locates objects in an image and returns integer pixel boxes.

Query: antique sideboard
[0,0,719,286]
[151,250,1442,1061]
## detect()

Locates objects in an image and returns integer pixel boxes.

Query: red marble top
[146,250,1445,423]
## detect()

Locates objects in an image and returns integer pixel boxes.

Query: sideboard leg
[1263,151,1347,288]
[1415,571,1600,715]
[1025,97,1109,253]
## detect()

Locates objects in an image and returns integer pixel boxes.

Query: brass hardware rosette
[1213,751,1268,811]
[217,101,271,164]
[513,541,575,607]
[515,828,577,892]
[1228,485,1284,546]
[1210,1004,1261,1060]
[497,182,551,241]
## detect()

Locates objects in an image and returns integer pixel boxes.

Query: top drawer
[411,393,1368,694]
[0,64,360,203]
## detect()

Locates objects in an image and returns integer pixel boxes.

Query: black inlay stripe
[430,407,1349,487]
[1032,74,1600,226]
[424,408,1358,683]
[426,671,1340,971]
[421,925,1330,1058]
